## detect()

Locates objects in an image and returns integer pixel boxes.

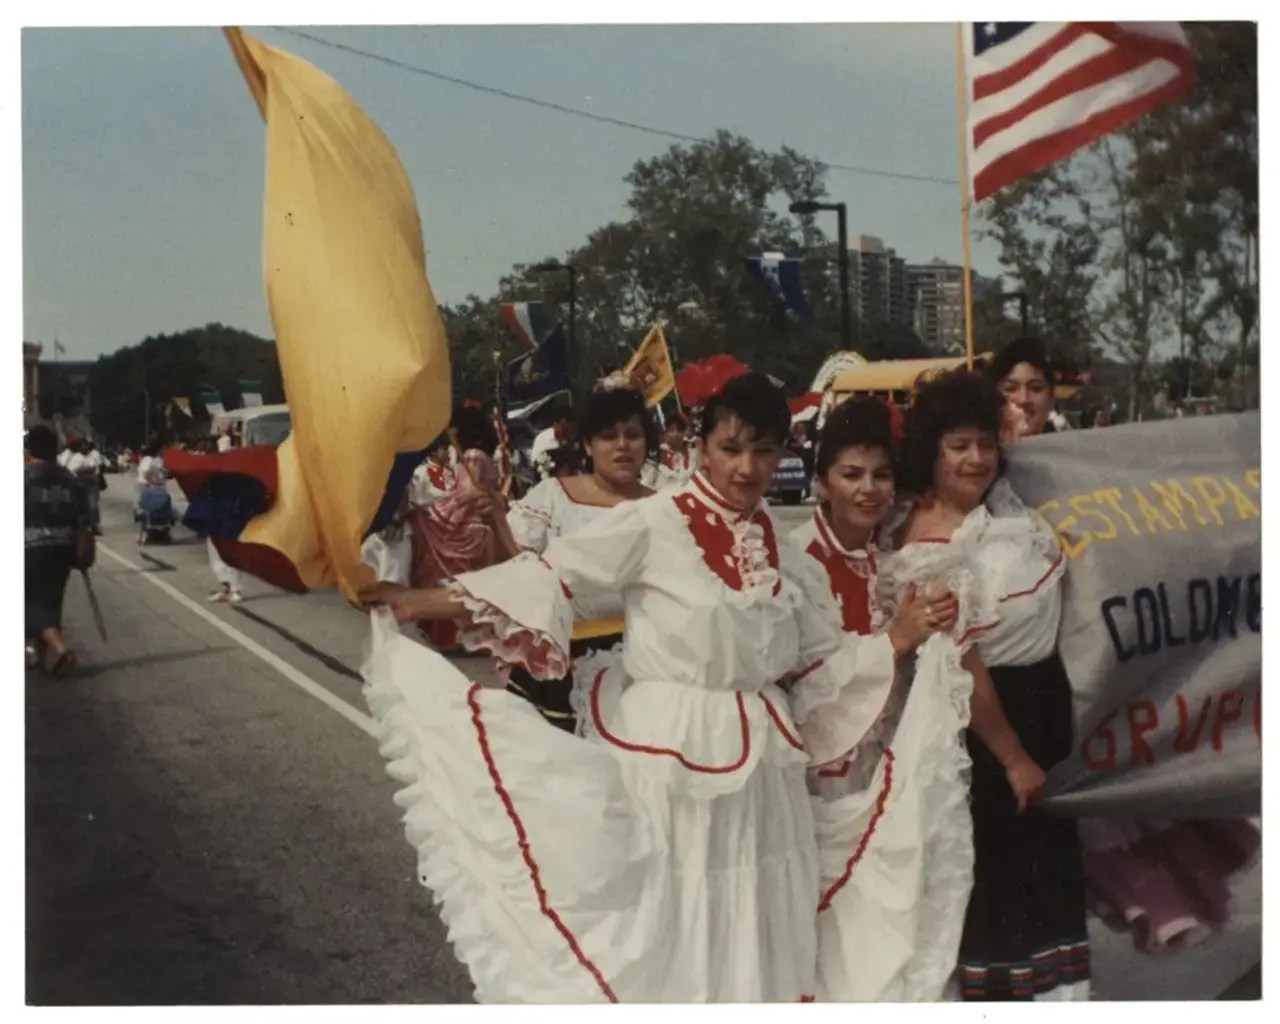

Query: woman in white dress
[788,397,976,1002]
[359,373,949,1003]
[497,380,656,733]
[890,370,1086,1000]
[643,413,696,491]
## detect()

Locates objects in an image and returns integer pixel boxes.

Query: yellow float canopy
[829,354,993,395]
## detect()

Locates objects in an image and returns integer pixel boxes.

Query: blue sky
[22,24,1005,359]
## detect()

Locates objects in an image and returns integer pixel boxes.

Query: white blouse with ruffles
[360,471,902,1003]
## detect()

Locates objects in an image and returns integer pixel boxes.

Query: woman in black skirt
[895,370,1089,1000]
[489,382,656,733]
[25,426,91,677]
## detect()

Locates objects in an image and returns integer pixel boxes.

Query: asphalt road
[24,480,1260,1003]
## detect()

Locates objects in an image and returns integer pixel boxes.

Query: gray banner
[1001,412,1261,817]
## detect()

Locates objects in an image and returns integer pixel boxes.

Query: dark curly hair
[698,372,790,446]
[452,404,498,454]
[897,370,1004,497]
[988,336,1053,386]
[25,425,59,462]
[576,386,659,461]
[815,397,896,478]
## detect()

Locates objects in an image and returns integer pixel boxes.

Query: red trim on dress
[956,620,999,646]
[815,758,855,779]
[466,683,618,1002]
[761,694,806,752]
[589,671,752,774]
[672,491,782,597]
[817,748,895,913]
[792,658,826,683]
[804,532,874,637]
[555,477,621,509]
[1000,552,1064,602]
[691,472,747,518]
[426,463,454,492]
[536,554,574,600]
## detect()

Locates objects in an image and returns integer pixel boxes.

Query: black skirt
[506,633,622,734]
[26,545,76,638]
[958,651,1090,1000]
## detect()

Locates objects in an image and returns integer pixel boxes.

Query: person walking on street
[66,438,105,535]
[25,426,92,677]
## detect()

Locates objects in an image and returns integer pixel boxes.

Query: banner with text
[1002,412,1260,817]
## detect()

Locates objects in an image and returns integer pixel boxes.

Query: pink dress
[408,448,500,650]
[1081,817,1260,952]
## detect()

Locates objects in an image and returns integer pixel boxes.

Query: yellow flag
[623,323,676,408]
[223,29,451,599]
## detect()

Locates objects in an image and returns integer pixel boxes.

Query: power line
[269,27,958,188]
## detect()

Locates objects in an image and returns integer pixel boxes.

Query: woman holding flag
[361,372,952,1002]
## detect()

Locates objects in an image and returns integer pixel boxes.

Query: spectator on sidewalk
[24,426,91,677]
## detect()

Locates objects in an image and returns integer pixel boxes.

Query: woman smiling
[357,373,913,1002]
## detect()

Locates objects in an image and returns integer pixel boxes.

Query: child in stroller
[135,457,176,544]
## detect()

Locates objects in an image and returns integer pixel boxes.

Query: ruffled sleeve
[505,478,557,554]
[447,499,650,679]
[781,541,898,768]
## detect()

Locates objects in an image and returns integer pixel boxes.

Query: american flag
[966,23,1194,202]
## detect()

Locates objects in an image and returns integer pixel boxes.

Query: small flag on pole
[500,301,554,349]
[504,324,571,406]
[623,324,676,408]
[964,22,1194,202]
[746,254,813,321]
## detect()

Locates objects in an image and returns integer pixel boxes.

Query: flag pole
[954,22,976,370]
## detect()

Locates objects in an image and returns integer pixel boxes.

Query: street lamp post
[1002,290,1029,335]
[790,200,851,350]
[532,260,577,387]
[143,386,152,446]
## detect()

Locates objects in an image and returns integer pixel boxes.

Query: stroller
[135,470,176,545]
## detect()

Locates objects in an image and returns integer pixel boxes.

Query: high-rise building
[851,235,913,328]
[907,259,1000,354]
[816,235,913,329]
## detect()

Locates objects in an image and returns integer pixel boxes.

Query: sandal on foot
[51,651,77,679]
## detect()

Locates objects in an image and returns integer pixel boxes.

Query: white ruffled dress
[790,507,977,1001]
[361,473,897,1003]
[503,477,630,729]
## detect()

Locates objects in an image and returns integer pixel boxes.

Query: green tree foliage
[89,322,283,446]
[92,30,1255,426]
[448,130,854,395]
[977,22,1257,413]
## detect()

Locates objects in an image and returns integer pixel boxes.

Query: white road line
[97,542,378,738]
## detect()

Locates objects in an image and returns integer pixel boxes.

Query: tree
[89,323,282,446]
[558,131,842,391]
[975,23,1258,413]
[438,294,523,405]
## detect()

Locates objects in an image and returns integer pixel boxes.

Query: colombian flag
[168,29,451,601]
